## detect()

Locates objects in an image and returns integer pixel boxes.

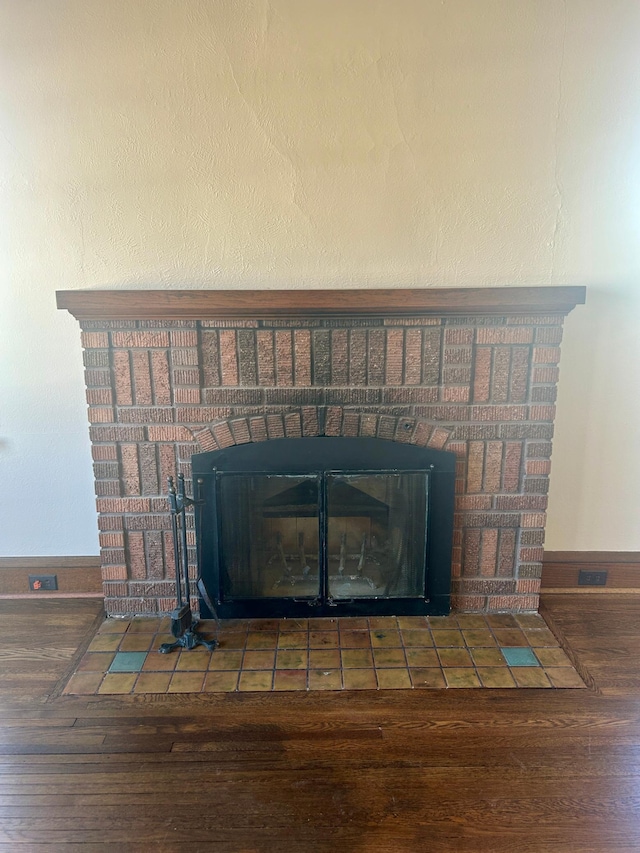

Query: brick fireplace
[57,286,585,616]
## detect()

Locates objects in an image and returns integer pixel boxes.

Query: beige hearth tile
[245,632,279,650]
[342,669,377,690]
[376,669,412,689]
[444,669,481,688]
[372,649,406,668]
[98,673,137,694]
[142,651,177,671]
[242,650,277,670]
[524,628,559,647]
[428,615,459,628]
[275,650,308,670]
[309,649,341,669]
[76,653,114,672]
[405,648,439,668]
[174,650,212,671]
[438,648,474,668]
[63,672,105,695]
[308,669,342,691]
[277,631,308,649]
[203,671,240,692]
[118,633,154,652]
[216,632,247,650]
[238,671,273,692]
[97,618,130,634]
[167,672,205,693]
[397,616,429,630]
[273,670,307,691]
[309,631,339,649]
[431,629,465,647]
[368,617,398,630]
[515,613,547,629]
[247,619,278,632]
[492,629,528,647]
[127,617,161,634]
[341,649,374,668]
[409,668,446,689]
[461,630,497,647]
[454,614,489,630]
[88,634,122,653]
[470,647,506,667]
[340,630,372,648]
[510,668,552,688]
[279,618,309,632]
[133,672,172,693]
[207,650,243,671]
[370,629,403,648]
[486,614,519,629]
[312,618,338,630]
[477,667,517,688]
[401,629,434,647]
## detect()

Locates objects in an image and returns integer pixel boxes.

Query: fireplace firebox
[193,436,456,619]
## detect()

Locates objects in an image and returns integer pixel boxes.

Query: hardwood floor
[0,595,638,851]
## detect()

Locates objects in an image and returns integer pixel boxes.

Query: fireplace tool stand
[159,474,219,655]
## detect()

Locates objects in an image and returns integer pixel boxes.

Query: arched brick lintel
[192,406,454,456]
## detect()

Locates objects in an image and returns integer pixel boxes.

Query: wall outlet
[28,574,58,591]
[578,569,607,587]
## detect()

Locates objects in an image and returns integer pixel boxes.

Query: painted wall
[0,0,638,555]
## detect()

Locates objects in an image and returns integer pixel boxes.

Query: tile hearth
[63,613,585,694]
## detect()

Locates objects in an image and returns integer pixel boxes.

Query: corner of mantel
[56,286,586,321]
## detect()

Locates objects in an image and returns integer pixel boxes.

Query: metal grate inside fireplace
[193,437,456,619]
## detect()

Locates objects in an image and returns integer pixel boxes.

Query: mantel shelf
[56,286,586,320]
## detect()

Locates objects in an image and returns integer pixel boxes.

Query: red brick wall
[78,312,565,614]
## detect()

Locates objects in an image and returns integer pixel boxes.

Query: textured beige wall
[0,0,638,554]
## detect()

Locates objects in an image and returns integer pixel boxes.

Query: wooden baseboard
[542,551,640,593]
[2,552,638,598]
[0,556,102,598]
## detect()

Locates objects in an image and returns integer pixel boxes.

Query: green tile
[109,651,148,672]
[501,647,539,667]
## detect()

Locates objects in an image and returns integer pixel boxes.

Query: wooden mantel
[56,286,586,320]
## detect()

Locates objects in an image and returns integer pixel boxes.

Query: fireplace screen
[194,437,455,618]
[218,471,427,602]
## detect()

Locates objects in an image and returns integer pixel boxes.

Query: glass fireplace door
[217,470,428,607]
[217,474,321,601]
[195,435,454,618]
[326,473,429,601]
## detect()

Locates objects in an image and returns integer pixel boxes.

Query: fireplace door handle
[292,596,321,607]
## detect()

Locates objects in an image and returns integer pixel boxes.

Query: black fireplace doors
[193,437,455,619]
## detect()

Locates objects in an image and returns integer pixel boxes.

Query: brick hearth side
[78,313,565,615]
